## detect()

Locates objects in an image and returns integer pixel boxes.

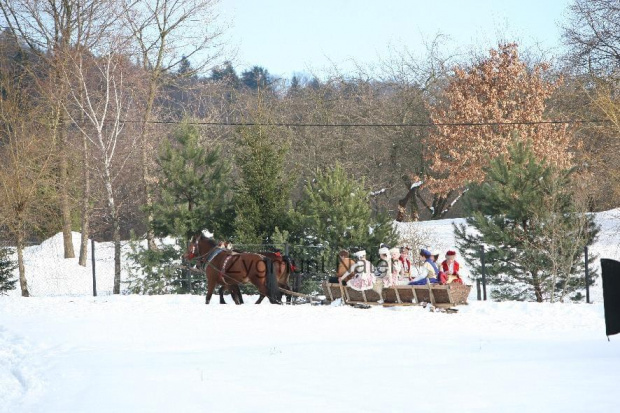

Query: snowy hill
[1,210,619,412]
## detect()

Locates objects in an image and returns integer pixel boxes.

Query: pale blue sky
[217,0,572,79]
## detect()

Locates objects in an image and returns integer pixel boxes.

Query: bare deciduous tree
[65,43,137,293]
[0,0,123,259]
[562,0,620,75]
[0,56,55,296]
[121,0,227,250]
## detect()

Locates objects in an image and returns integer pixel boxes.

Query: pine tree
[293,164,398,267]
[210,61,240,88]
[0,246,17,295]
[241,66,271,91]
[233,124,293,245]
[128,122,232,295]
[454,139,599,302]
[151,121,232,241]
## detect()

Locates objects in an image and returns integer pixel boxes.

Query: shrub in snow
[0,246,17,295]
[455,139,599,302]
[124,239,200,295]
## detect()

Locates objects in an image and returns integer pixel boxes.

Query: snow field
[1,296,619,413]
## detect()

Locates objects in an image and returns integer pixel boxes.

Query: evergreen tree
[233,124,293,245]
[177,55,192,76]
[210,61,239,87]
[241,66,271,90]
[125,240,189,295]
[0,246,17,295]
[454,139,599,302]
[128,122,232,295]
[151,121,232,241]
[293,164,398,268]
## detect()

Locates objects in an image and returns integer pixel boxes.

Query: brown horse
[185,233,280,305]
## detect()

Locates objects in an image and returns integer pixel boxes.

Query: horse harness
[197,247,234,285]
[195,245,273,286]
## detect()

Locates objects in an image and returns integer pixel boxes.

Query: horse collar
[205,247,224,264]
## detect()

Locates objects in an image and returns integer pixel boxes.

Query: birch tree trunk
[78,131,91,266]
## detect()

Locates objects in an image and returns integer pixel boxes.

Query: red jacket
[441,260,460,276]
[440,260,463,284]
[399,256,412,276]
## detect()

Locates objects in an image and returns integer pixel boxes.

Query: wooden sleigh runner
[322,281,472,308]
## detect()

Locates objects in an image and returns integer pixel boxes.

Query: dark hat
[420,248,431,258]
[446,250,457,256]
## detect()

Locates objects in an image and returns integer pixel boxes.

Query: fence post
[476,279,481,301]
[585,245,590,304]
[480,245,487,301]
[186,266,192,294]
[91,239,97,297]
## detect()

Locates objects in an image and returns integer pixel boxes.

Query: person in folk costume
[432,250,447,284]
[375,246,391,279]
[399,246,413,283]
[369,246,391,303]
[217,240,233,250]
[408,249,440,285]
[388,247,402,286]
[329,250,354,284]
[342,250,376,291]
[440,250,464,284]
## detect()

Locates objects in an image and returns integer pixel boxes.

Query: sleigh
[321,281,472,308]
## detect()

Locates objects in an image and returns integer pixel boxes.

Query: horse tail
[281,255,294,303]
[282,255,294,283]
[264,257,281,304]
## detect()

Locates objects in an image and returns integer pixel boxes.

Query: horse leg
[237,285,244,304]
[219,286,227,304]
[205,273,217,305]
[231,285,243,305]
[255,294,265,304]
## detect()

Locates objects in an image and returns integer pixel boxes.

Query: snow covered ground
[1,209,619,412]
[1,297,619,412]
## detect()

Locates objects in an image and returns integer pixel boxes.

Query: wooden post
[91,239,97,297]
[476,279,481,301]
[480,245,487,301]
[585,246,590,304]
[186,265,192,294]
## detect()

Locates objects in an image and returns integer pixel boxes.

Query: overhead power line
[109,119,612,127]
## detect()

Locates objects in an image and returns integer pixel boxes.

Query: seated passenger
[408,249,439,285]
[345,250,376,291]
[440,250,463,284]
[399,246,412,283]
[386,247,401,287]
[432,250,447,284]
[329,250,355,284]
[375,246,391,279]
